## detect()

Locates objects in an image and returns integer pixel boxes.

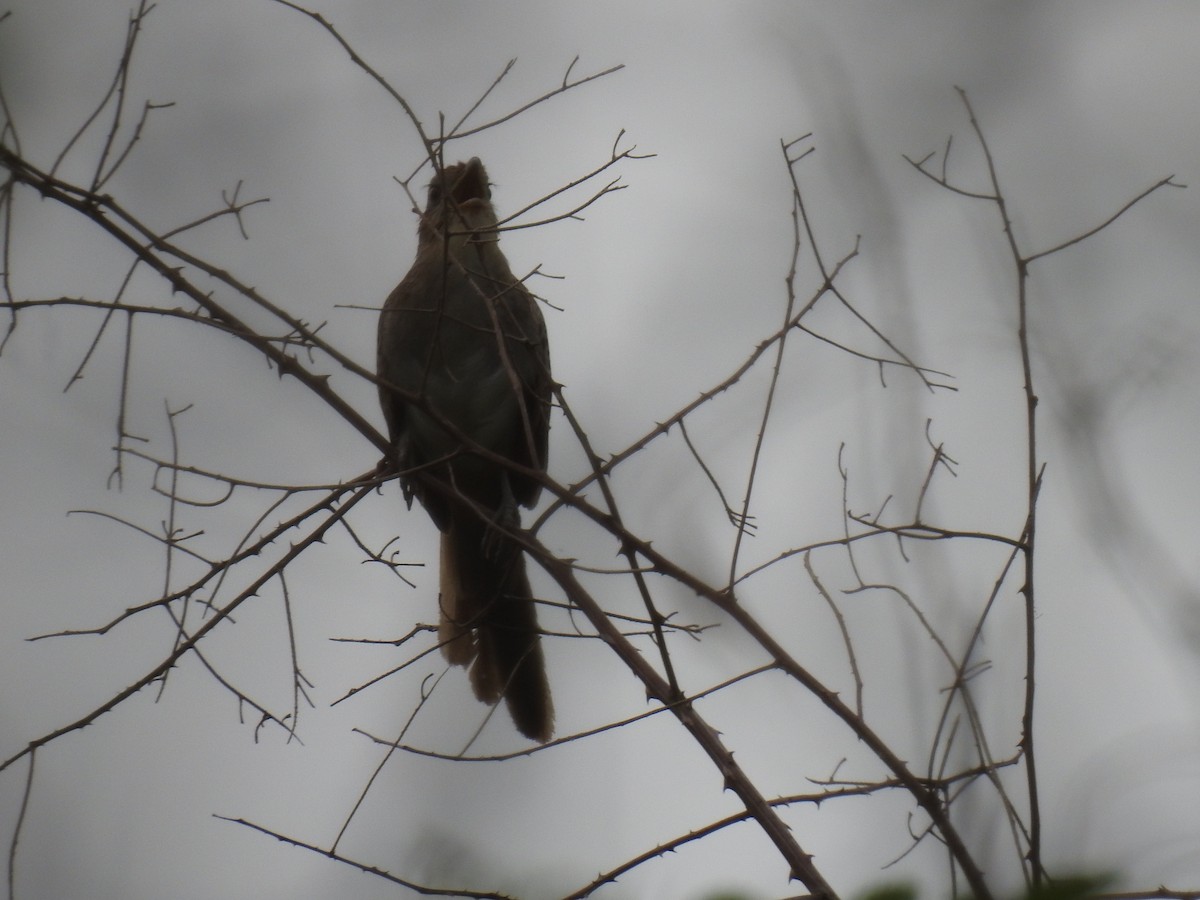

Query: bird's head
[418,157,500,246]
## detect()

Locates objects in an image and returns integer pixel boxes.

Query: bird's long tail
[438,517,554,743]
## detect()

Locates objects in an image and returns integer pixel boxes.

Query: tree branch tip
[906,151,937,170]
[782,132,814,151]
[561,55,577,87]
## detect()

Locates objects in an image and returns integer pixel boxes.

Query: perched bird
[377,158,554,742]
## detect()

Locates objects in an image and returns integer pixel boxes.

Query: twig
[1,483,374,775]
[356,664,777,763]
[215,815,514,899]
[805,551,863,715]
[726,137,807,588]
[6,750,33,900]
[445,55,625,142]
[954,85,1045,884]
[552,386,684,700]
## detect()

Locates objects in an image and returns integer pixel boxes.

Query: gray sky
[3,2,1200,898]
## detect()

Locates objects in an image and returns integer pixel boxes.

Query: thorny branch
[0,482,375,774]
[903,85,1183,890]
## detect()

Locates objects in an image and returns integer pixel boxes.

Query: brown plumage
[376,158,554,742]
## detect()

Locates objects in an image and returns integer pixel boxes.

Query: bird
[376,157,554,742]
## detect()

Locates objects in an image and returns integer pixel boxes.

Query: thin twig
[215,815,515,899]
[727,138,806,588]
[0,484,374,775]
[6,750,33,900]
[954,85,1045,885]
[1024,175,1185,264]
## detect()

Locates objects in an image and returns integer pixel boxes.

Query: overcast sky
[3,2,1200,899]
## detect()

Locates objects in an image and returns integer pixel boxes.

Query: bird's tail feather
[438,521,554,742]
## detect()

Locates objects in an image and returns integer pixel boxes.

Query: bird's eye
[427,184,442,207]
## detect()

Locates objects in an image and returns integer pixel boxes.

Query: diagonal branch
[528,536,841,899]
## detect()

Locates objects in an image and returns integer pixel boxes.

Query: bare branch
[445,56,626,142]
[267,0,435,158]
[954,85,1046,884]
[1,483,374,774]
[28,472,380,641]
[215,815,515,899]
[1024,174,1185,263]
